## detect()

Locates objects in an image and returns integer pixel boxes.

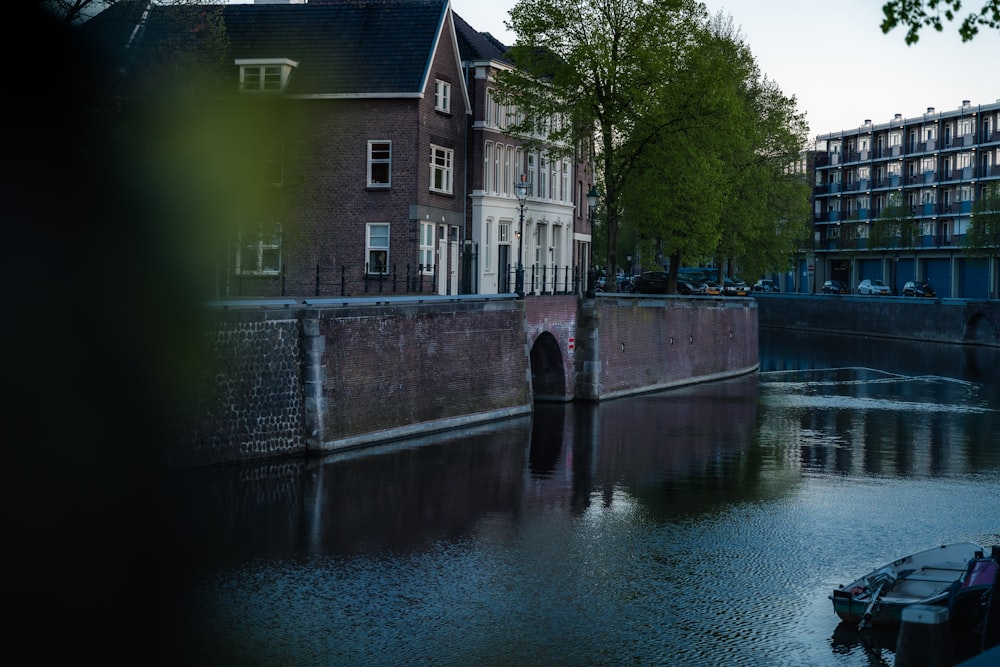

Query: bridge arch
[965,309,1000,345]
[529,331,568,402]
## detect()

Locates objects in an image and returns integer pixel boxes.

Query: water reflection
[165,333,1000,666]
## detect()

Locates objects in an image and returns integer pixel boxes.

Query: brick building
[87,0,596,299]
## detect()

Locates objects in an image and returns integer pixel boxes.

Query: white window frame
[434,79,451,113]
[419,222,435,275]
[430,145,454,194]
[237,223,282,276]
[366,223,390,275]
[236,58,298,93]
[367,140,391,188]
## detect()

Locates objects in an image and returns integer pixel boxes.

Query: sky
[450,0,1000,141]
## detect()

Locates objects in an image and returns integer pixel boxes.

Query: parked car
[723,277,749,296]
[630,271,669,294]
[902,280,936,297]
[858,278,891,295]
[821,279,849,294]
[753,279,779,292]
[677,280,706,295]
[704,280,722,296]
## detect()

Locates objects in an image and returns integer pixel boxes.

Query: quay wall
[754,294,1000,347]
[578,295,759,401]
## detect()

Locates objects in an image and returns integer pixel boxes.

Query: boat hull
[831,542,984,627]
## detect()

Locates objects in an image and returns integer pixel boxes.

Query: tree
[705,14,811,285]
[962,182,1000,254]
[881,0,1000,43]
[497,0,708,279]
[870,192,920,250]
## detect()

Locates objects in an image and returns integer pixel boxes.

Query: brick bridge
[176,293,759,467]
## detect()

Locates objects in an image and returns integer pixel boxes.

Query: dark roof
[453,11,511,65]
[88,0,452,97]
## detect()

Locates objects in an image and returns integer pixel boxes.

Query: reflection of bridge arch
[530,331,567,402]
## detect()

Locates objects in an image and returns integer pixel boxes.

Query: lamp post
[514,176,530,298]
[585,185,600,298]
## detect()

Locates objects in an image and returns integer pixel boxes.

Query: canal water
[166,330,1000,666]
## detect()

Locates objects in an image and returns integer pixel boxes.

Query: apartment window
[236,58,298,92]
[829,226,840,240]
[430,145,454,194]
[237,223,282,275]
[527,152,537,194]
[959,118,974,135]
[484,89,493,126]
[367,140,391,188]
[366,223,389,274]
[419,222,435,274]
[434,79,451,113]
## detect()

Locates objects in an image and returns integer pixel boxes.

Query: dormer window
[236,58,299,93]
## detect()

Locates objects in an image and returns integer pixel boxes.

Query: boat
[831,542,986,629]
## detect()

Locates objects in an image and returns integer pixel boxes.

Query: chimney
[962,100,971,108]
[926,107,935,114]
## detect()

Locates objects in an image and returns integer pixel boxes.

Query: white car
[857,278,891,295]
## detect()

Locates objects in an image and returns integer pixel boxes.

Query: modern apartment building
[809,99,1000,298]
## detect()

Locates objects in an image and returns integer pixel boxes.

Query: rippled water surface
[170,330,1000,666]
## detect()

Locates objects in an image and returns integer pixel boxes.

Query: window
[493,145,501,194]
[959,118,974,136]
[366,223,389,274]
[236,58,298,93]
[430,145,454,194]
[434,79,451,113]
[504,146,513,196]
[538,153,548,199]
[261,141,283,186]
[237,223,282,275]
[419,222,435,274]
[484,219,493,271]
[368,140,391,188]
[484,142,493,194]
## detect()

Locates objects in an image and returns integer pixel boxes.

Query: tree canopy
[881,0,1000,43]
[496,0,809,285]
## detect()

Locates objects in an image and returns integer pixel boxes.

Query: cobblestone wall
[172,309,306,468]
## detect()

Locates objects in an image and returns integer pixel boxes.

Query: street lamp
[514,176,530,298]
[585,185,600,298]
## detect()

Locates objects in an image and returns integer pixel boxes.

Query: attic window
[236,58,299,92]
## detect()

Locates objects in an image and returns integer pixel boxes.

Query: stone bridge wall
[174,294,760,467]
